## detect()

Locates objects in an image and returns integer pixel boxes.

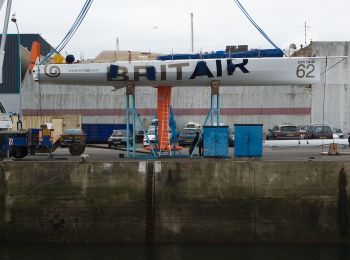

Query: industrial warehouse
[1,0,350,259]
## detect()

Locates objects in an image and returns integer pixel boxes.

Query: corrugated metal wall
[311,42,350,133]
[0,94,20,113]
[0,35,19,93]
[22,115,52,129]
[22,114,81,131]
[21,114,81,143]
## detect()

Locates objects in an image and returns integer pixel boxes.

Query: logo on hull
[107,59,250,82]
[44,65,61,78]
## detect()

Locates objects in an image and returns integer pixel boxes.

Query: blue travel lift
[125,81,181,159]
[125,80,229,159]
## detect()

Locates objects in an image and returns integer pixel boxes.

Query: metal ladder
[157,87,171,156]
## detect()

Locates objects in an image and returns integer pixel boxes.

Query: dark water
[1,244,350,260]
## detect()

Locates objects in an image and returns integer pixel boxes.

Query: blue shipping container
[203,126,229,157]
[234,124,263,158]
[82,124,133,144]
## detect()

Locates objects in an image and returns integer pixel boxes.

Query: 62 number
[296,64,315,78]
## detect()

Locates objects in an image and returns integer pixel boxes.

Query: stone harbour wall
[0,160,349,243]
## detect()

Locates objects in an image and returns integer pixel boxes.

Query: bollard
[5,147,12,161]
[6,137,12,160]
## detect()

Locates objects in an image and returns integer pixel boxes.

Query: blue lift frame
[125,83,182,159]
[125,81,221,159]
[190,81,221,158]
[125,82,157,159]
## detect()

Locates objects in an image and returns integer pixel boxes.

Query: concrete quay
[0,160,349,243]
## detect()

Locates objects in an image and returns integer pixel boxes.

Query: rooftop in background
[291,42,313,57]
[90,50,163,62]
[225,45,248,53]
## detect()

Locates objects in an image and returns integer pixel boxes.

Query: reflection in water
[1,244,350,260]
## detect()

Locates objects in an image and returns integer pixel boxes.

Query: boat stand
[125,81,157,159]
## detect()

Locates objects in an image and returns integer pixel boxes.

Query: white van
[185,122,201,129]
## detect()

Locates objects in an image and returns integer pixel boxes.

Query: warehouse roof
[0,34,54,94]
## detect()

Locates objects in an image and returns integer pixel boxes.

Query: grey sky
[3,0,350,58]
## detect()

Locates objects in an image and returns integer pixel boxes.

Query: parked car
[297,125,309,139]
[178,128,200,146]
[150,119,158,127]
[332,128,344,138]
[108,129,132,147]
[61,128,85,147]
[143,128,172,146]
[148,125,156,132]
[185,121,201,129]
[228,127,234,147]
[266,125,301,140]
[304,125,333,139]
[143,128,156,146]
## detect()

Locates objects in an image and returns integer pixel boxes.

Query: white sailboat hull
[33,57,320,87]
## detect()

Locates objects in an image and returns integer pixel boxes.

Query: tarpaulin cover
[157,49,283,61]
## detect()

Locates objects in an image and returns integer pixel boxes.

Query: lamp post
[190,13,194,53]
[11,13,22,130]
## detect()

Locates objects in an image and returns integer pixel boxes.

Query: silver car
[108,130,132,147]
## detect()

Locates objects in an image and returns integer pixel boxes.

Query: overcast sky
[2,0,350,58]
